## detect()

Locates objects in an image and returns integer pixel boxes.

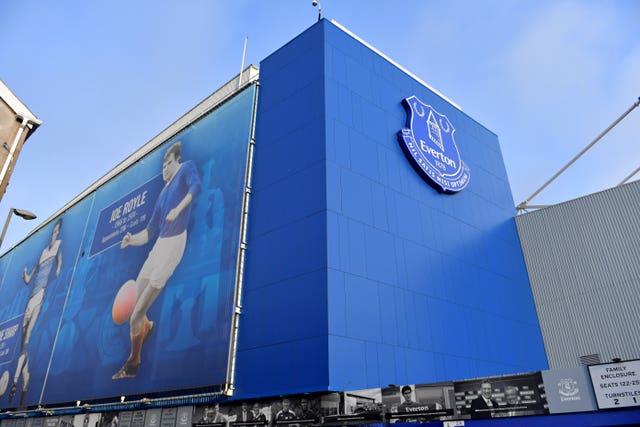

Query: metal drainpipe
[0,115,31,192]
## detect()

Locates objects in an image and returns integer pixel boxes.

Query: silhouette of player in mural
[9,218,63,405]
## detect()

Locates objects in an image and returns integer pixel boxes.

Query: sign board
[541,367,597,413]
[588,359,640,409]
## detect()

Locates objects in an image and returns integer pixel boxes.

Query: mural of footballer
[112,141,200,379]
[9,218,63,404]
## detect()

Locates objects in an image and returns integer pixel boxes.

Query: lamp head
[12,208,37,220]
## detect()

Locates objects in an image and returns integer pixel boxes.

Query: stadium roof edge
[6,65,259,252]
[329,19,462,111]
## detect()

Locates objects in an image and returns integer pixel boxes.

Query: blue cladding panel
[235,22,329,397]
[340,168,374,224]
[327,269,347,337]
[235,336,328,398]
[323,20,547,390]
[343,274,382,342]
[363,228,397,288]
[237,18,546,399]
[327,336,368,390]
[239,269,327,348]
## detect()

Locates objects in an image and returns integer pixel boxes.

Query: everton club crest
[398,96,470,192]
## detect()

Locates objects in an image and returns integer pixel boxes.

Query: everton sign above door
[398,96,470,193]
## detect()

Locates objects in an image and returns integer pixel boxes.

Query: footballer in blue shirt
[113,141,201,380]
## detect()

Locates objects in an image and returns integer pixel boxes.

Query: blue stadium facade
[5,17,640,427]
[235,19,547,398]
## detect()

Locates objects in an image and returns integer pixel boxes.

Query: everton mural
[0,84,257,408]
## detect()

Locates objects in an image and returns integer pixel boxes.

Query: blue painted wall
[322,21,547,390]
[235,18,547,398]
[235,22,329,398]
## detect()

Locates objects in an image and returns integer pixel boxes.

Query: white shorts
[138,231,187,289]
[23,289,44,344]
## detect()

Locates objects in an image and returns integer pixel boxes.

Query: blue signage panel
[89,175,164,257]
[0,316,23,366]
[398,96,470,192]
[0,84,257,408]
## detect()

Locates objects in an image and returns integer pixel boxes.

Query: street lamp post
[0,208,37,249]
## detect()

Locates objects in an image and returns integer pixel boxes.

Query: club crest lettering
[398,96,470,192]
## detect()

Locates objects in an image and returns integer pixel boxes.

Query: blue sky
[1,0,639,249]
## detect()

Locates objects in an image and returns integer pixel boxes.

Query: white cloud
[500,1,640,204]
[506,2,618,107]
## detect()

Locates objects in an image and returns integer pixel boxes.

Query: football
[112,280,137,325]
